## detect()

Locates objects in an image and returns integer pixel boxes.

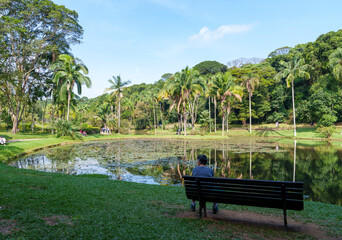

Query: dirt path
[7,139,41,143]
[177,209,334,240]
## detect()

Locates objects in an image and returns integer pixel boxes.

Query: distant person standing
[191,155,218,214]
[276,121,279,129]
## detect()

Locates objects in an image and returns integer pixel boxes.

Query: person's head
[197,155,208,166]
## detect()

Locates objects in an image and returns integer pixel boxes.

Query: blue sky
[54,0,342,98]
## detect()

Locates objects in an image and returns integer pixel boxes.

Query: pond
[9,138,342,205]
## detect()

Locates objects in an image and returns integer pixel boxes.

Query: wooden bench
[183,176,304,230]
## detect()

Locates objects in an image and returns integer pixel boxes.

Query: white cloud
[189,24,253,42]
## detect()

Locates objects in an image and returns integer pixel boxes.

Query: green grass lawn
[1,163,341,239]
[1,129,342,239]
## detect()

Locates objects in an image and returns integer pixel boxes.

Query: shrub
[316,126,336,138]
[119,119,131,134]
[55,120,83,140]
[317,114,337,127]
[86,127,100,134]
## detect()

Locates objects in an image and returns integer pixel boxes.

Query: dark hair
[197,155,208,165]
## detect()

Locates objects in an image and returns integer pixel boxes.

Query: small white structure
[0,137,6,145]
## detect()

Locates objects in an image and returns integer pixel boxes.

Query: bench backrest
[183,176,304,211]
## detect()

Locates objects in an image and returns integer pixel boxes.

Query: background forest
[1,0,342,136]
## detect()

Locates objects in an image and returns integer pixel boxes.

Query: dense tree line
[1,1,342,136]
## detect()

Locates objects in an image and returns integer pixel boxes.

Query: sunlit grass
[0,163,341,239]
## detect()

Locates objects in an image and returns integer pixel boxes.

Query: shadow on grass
[133,130,149,135]
[0,145,24,163]
[0,134,13,140]
[255,128,287,137]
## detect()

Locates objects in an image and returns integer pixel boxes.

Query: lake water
[10,138,342,205]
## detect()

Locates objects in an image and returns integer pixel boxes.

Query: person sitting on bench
[191,154,218,214]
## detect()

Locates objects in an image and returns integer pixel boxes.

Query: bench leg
[283,208,288,231]
[199,201,206,218]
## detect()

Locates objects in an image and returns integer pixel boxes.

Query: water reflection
[10,138,342,205]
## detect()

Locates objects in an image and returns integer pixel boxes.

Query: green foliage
[199,110,213,128]
[0,0,83,133]
[317,114,337,127]
[316,126,336,138]
[55,120,82,140]
[119,119,131,134]
[193,60,227,75]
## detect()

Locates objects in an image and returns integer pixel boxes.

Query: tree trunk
[0,105,2,127]
[184,114,187,136]
[118,97,121,133]
[42,100,47,132]
[11,112,19,134]
[178,114,182,133]
[67,90,71,121]
[214,100,217,133]
[226,115,228,133]
[160,102,163,130]
[249,93,252,133]
[209,96,211,133]
[31,106,35,133]
[222,114,225,136]
[292,80,297,137]
[153,101,156,135]
[52,93,55,134]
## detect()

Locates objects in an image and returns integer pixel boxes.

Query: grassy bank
[1,129,342,239]
[1,163,341,239]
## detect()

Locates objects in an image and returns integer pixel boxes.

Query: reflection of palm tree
[249,141,253,179]
[293,140,297,182]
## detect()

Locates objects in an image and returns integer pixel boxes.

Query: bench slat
[184,181,303,194]
[185,184,303,199]
[186,193,303,210]
[185,188,303,201]
[183,176,303,188]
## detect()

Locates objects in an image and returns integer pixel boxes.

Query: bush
[317,114,337,127]
[86,127,101,134]
[55,120,83,140]
[119,119,131,134]
[189,128,206,136]
[316,126,336,138]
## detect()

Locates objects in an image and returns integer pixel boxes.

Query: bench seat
[183,175,304,230]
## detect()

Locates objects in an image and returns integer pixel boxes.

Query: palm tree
[106,75,131,133]
[276,55,310,137]
[158,76,182,132]
[174,67,203,135]
[241,72,260,133]
[210,72,242,136]
[51,54,91,121]
[329,48,342,82]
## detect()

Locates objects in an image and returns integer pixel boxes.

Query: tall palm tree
[174,67,203,135]
[158,76,182,132]
[276,55,310,137]
[51,54,91,121]
[106,75,131,133]
[241,72,260,133]
[329,48,342,82]
[210,72,242,136]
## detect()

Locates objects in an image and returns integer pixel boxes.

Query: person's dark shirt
[192,166,214,177]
